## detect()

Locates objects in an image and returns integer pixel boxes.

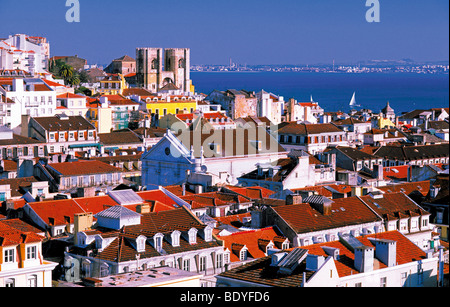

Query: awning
[68,143,100,149]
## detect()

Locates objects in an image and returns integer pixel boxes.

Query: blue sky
[0,0,448,65]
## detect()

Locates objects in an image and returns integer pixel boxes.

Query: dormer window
[136,235,147,253]
[240,248,247,261]
[153,233,164,252]
[171,230,181,247]
[95,235,104,251]
[204,226,213,242]
[188,228,198,245]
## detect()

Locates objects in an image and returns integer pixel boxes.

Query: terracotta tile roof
[180,191,250,209]
[32,115,95,132]
[57,93,86,99]
[374,144,449,161]
[0,218,43,234]
[224,186,276,199]
[98,130,143,146]
[219,227,287,262]
[47,160,122,176]
[90,207,220,263]
[302,231,427,278]
[176,127,286,158]
[271,196,380,233]
[400,181,433,198]
[219,231,427,286]
[0,133,45,146]
[277,122,344,135]
[0,176,40,198]
[0,221,44,247]
[359,192,430,220]
[25,189,179,228]
[214,212,251,229]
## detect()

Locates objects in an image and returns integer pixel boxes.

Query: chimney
[251,209,265,228]
[373,164,384,180]
[12,78,24,92]
[286,194,302,205]
[74,212,94,246]
[137,203,151,214]
[369,238,397,268]
[354,245,374,273]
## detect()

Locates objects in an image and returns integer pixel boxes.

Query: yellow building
[86,97,113,133]
[98,74,128,95]
[145,96,197,117]
[378,116,396,129]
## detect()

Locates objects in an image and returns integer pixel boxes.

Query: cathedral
[136,47,193,94]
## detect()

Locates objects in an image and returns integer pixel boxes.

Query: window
[422,219,428,228]
[5,279,15,288]
[380,277,387,287]
[199,256,207,272]
[240,249,247,261]
[216,254,223,268]
[154,235,163,252]
[188,228,197,244]
[355,282,362,287]
[27,246,37,260]
[401,272,408,287]
[100,264,110,277]
[182,259,190,271]
[4,248,14,263]
[27,275,37,287]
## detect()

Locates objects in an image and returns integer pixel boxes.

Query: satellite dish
[201,165,208,172]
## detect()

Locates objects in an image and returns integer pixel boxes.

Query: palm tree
[67,74,80,87]
[59,64,74,85]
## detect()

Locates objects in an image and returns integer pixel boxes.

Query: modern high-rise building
[136,47,192,93]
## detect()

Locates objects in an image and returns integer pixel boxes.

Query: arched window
[151,59,158,70]
[188,228,197,244]
[171,230,181,247]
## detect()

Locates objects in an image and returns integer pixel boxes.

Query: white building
[0,220,58,287]
[141,120,287,188]
[0,78,56,131]
[216,231,441,287]
[0,34,50,75]
[238,150,336,193]
[256,90,284,125]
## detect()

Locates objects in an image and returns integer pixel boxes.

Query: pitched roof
[0,222,44,247]
[332,146,380,161]
[98,130,143,146]
[86,207,220,263]
[378,181,430,196]
[46,160,122,176]
[359,192,430,221]
[175,126,286,158]
[218,231,427,286]
[0,133,45,146]
[32,115,95,132]
[271,196,380,234]
[374,144,449,161]
[277,122,344,135]
[218,227,287,262]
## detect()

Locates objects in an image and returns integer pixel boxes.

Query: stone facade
[136,48,192,93]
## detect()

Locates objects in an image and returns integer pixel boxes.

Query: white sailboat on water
[349,92,360,108]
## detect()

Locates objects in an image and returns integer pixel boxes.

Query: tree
[59,64,74,85]
[67,74,80,87]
